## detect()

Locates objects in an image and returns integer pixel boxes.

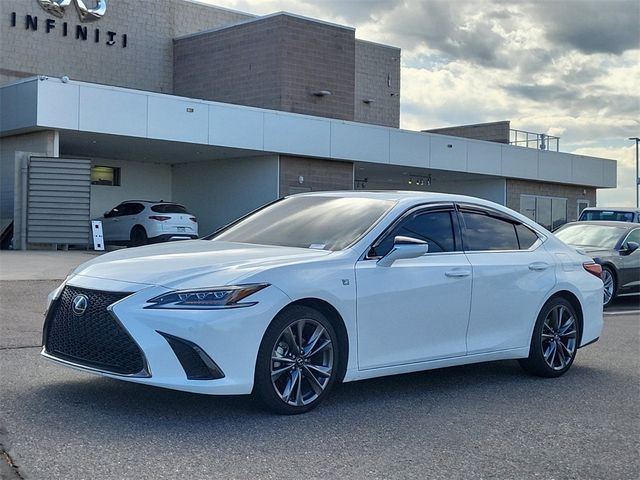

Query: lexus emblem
[71,294,89,316]
[38,0,107,22]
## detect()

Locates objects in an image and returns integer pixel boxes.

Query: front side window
[211,196,396,251]
[623,229,640,247]
[461,211,519,251]
[372,210,456,257]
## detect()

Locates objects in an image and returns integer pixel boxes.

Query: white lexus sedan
[42,192,603,414]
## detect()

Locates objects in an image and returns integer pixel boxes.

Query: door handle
[445,269,471,278]
[529,262,550,271]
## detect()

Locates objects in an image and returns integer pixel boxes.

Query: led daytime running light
[146,284,269,309]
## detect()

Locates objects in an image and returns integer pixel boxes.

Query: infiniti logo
[38,0,107,22]
[71,294,89,316]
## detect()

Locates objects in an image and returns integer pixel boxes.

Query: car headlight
[145,284,269,310]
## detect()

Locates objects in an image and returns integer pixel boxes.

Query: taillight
[189,217,197,223]
[149,215,171,221]
[583,262,602,279]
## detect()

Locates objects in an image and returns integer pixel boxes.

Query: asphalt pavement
[0,279,638,480]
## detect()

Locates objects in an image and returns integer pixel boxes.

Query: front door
[355,206,472,370]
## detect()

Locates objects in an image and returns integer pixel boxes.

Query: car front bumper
[42,276,291,395]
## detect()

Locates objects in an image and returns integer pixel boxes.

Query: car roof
[291,190,490,204]
[581,207,639,213]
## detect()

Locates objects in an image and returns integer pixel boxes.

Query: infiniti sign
[71,294,89,316]
[8,0,127,48]
[38,0,107,23]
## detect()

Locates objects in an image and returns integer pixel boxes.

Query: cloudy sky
[206,0,639,206]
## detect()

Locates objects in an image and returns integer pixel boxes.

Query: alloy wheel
[270,318,334,407]
[541,304,577,371]
[602,269,615,306]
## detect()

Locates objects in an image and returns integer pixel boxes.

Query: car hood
[71,240,332,288]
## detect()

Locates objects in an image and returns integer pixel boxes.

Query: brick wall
[0,0,252,93]
[174,14,356,121]
[279,156,354,196]
[354,40,400,128]
[506,179,596,222]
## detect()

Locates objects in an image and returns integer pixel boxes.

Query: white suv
[99,201,199,246]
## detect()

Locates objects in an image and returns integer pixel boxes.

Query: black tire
[602,266,617,308]
[519,297,580,378]
[130,226,148,247]
[254,305,339,415]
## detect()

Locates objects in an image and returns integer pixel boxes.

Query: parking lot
[0,253,638,480]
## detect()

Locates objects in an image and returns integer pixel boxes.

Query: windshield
[210,196,396,251]
[579,210,634,222]
[555,224,626,249]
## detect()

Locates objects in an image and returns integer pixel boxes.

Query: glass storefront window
[520,194,567,231]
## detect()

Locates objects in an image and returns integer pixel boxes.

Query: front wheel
[254,306,338,415]
[519,297,580,377]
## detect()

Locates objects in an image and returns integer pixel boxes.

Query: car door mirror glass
[377,236,429,267]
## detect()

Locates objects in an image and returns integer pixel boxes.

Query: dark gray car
[555,221,640,307]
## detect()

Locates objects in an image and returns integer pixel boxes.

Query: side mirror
[622,241,639,255]
[377,236,429,267]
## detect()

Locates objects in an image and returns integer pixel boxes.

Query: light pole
[630,137,640,208]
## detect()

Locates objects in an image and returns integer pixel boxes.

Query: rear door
[458,205,556,354]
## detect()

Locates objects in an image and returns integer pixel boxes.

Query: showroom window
[520,195,567,231]
[91,166,121,186]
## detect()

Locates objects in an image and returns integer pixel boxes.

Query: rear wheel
[602,266,617,308]
[254,306,338,415]
[130,226,148,247]
[519,297,579,377]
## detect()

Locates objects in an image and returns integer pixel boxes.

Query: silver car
[555,221,640,307]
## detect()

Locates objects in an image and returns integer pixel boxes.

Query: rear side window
[461,211,519,251]
[515,224,539,249]
[151,204,188,214]
[374,210,456,257]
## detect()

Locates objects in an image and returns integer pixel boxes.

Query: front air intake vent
[157,331,225,380]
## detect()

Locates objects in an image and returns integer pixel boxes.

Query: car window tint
[151,204,188,214]
[130,203,145,215]
[515,224,539,250]
[374,211,455,257]
[461,212,519,251]
[119,204,136,216]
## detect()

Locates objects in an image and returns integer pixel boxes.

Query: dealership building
[0,0,617,249]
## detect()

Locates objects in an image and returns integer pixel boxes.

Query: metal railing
[510,129,560,151]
